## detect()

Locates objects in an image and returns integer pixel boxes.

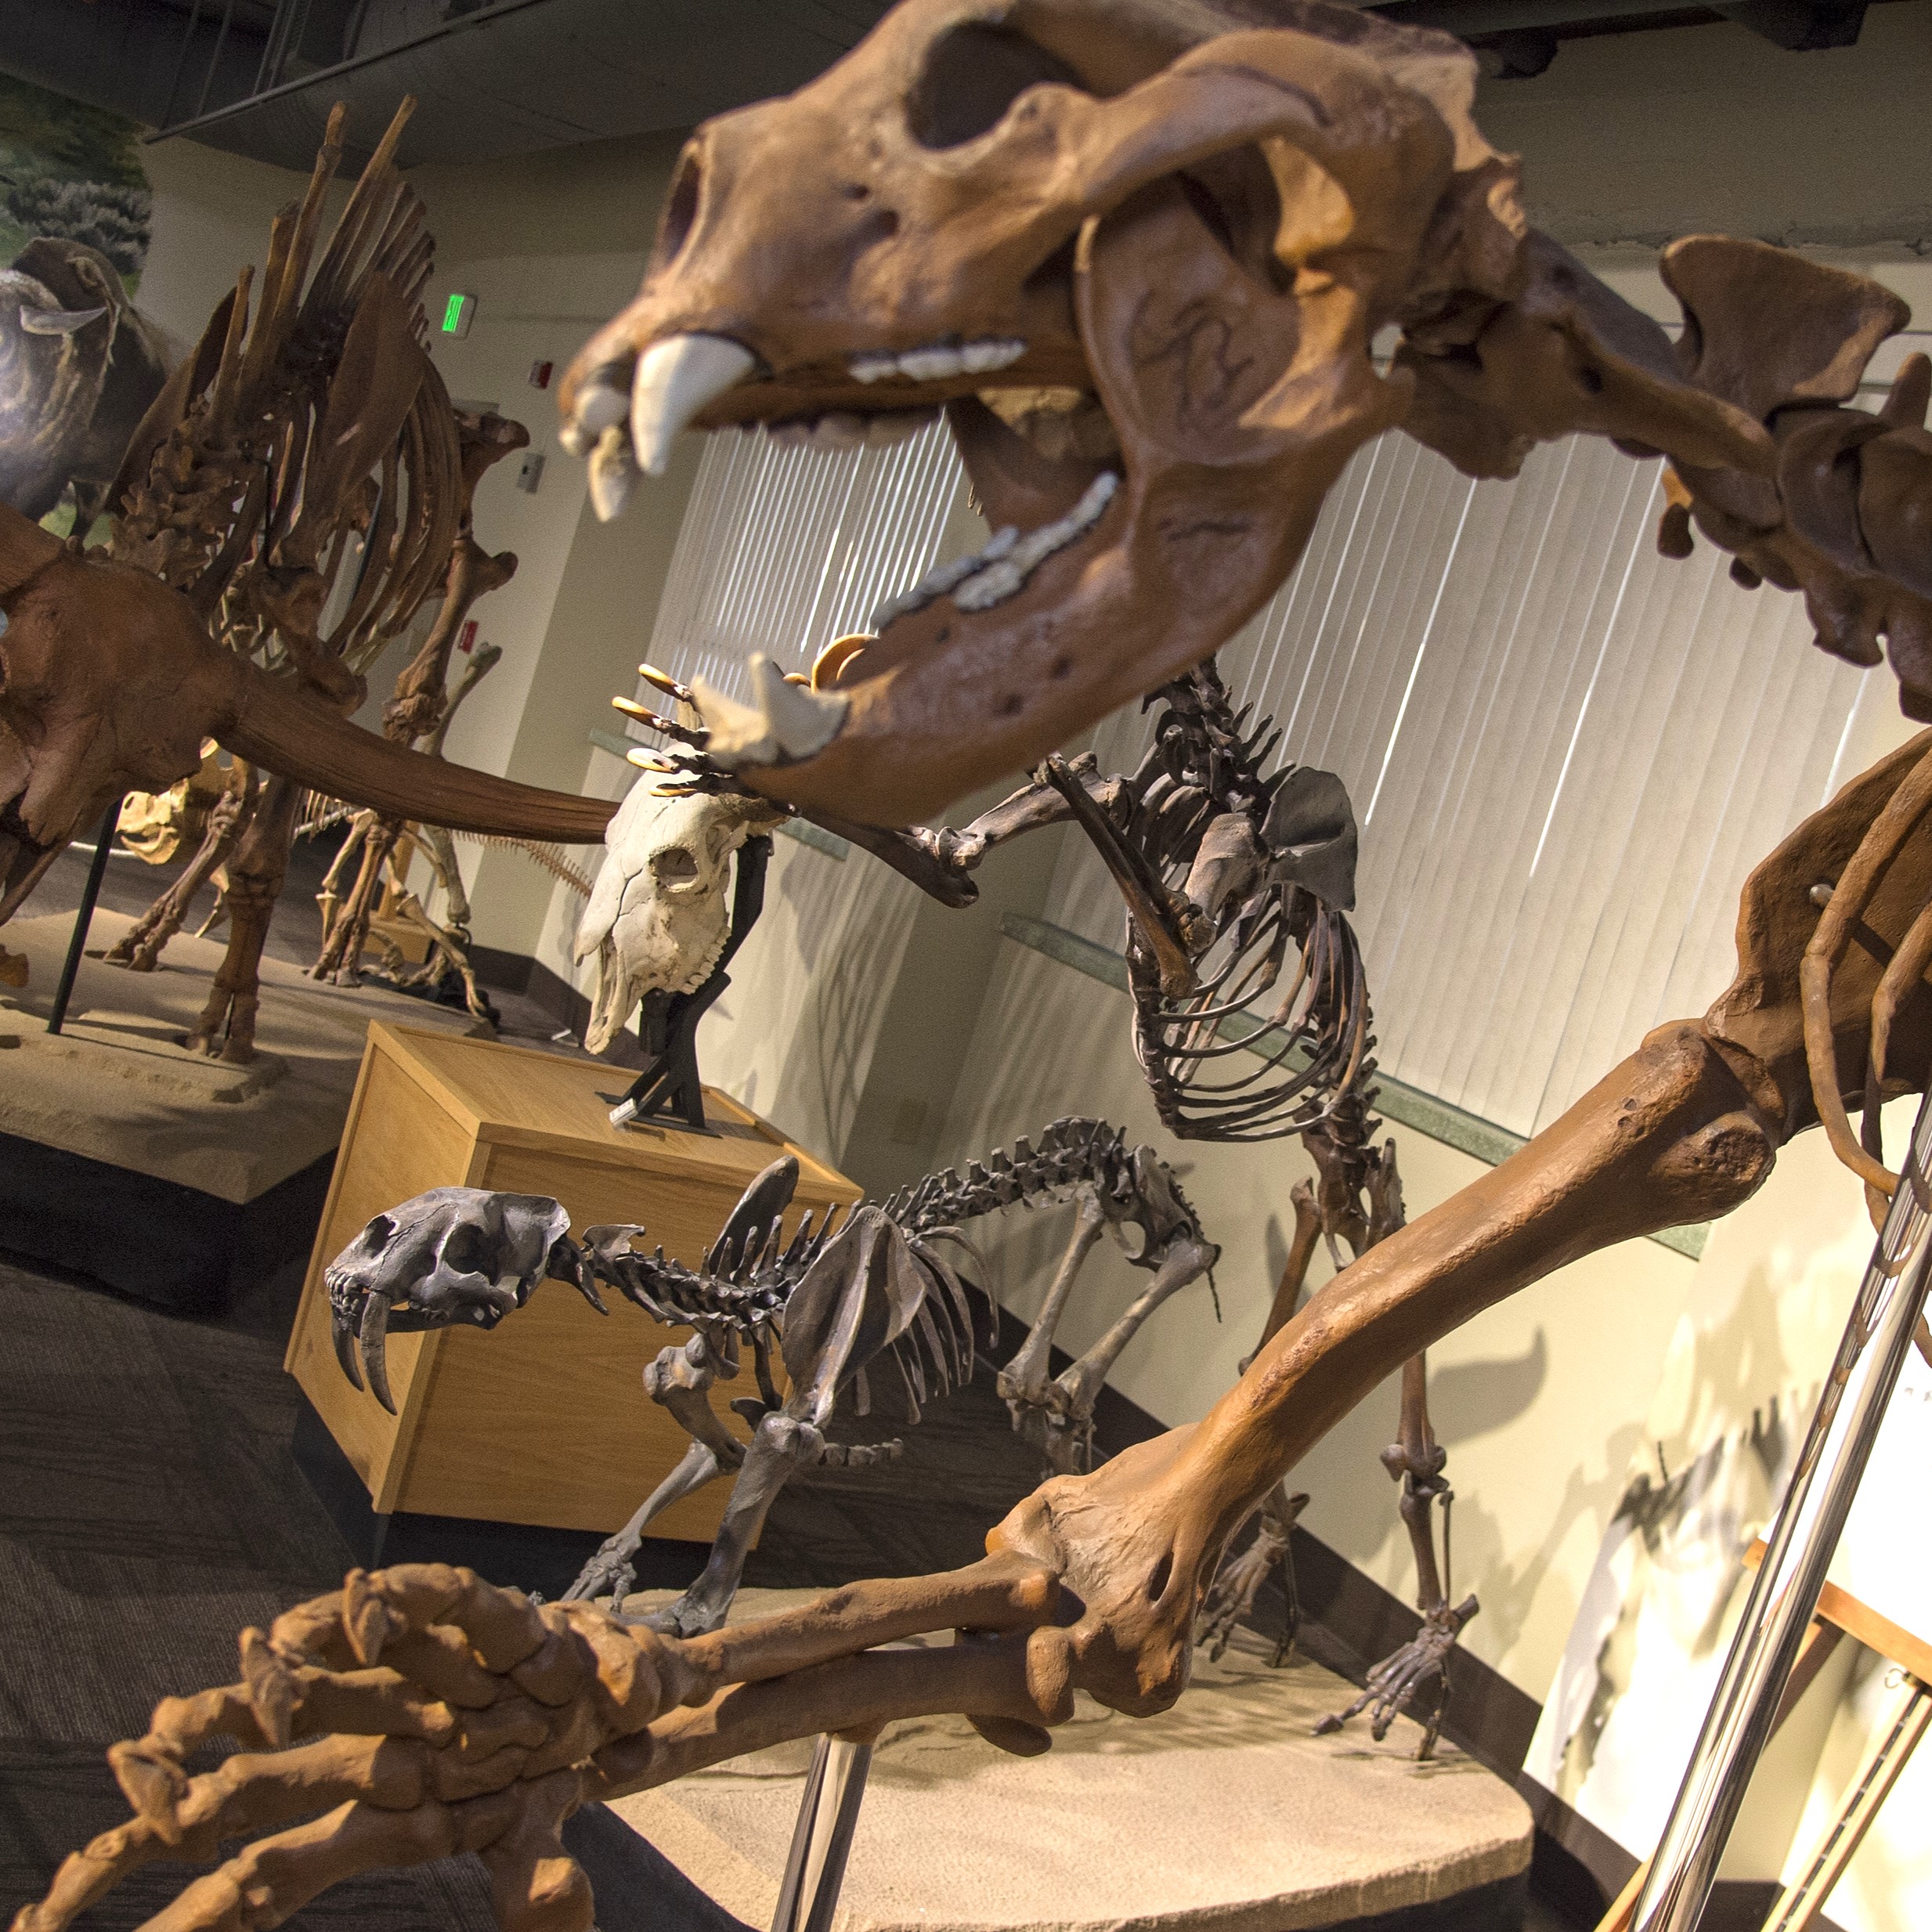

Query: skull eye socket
[652,845,702,885]
[651,148,702,274]
[440,1222,490,1276]
[907,23,1087,151]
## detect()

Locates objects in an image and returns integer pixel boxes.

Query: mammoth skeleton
[17,3,1932,1930]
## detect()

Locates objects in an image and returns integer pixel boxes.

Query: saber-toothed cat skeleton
[19,1,1932,1927]
[326,1118,1215,1636]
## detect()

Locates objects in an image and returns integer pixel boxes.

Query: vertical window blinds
[633,419,968,706]
[634,420,1876,1143]
[1046,434,1876,1139]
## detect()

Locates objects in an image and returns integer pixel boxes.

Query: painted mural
[1525,1112,1930,1930]
[0,75,169,527]
[0,74,151,280]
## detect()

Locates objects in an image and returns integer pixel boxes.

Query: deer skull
[575,779,784,1053]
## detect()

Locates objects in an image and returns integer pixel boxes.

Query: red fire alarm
[457,619,478,654]
[529,359,554,389]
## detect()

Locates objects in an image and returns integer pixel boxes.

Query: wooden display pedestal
[286,1024,859,1544]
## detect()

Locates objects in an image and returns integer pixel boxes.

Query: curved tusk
[20,303,108,336]
[630,332,754,476]
[359,1292,398,1414]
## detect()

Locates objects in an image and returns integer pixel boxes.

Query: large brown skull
[562,0,1537,825]
[562,0,1833,830]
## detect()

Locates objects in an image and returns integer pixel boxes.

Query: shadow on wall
[1431,1329,1550,1446]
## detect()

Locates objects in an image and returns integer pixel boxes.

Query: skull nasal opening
[907,23,1087,150]
[651,147,703,274]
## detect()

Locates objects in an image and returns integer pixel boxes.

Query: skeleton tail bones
[25,724,1932,1932]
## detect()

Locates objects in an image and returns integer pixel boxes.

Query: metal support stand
[770,1732,875,1932]
[1630,1086,1932,1932]
[608,834,771,1134]
[47,797,122,1037]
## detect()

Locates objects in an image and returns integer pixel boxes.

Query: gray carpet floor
[0,1234,1046,1932]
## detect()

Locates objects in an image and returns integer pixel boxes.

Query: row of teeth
[565,332,1026,523]
[764,409,936,452]
[870,470,1119,630]
[847,338,1026,384]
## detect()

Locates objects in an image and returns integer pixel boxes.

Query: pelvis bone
[558,0,1851,828]
[574,780,785,1053]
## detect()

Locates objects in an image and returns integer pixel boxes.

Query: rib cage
[1123,660,1376,1143]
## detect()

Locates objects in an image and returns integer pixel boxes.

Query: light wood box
[286,1023,859,1542]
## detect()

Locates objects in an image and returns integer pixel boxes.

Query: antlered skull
[325,1186,575,1413]
[560,0,1527,825]
[575,780,784,1053]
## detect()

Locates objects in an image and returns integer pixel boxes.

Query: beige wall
[1474,5,1931,253]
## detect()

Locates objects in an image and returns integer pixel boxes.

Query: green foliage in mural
[0,74,152,282]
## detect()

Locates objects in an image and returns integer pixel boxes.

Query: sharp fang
[588,423,639,522]
[359,1293,397,1415]
[630,332,755,475]
[955,471,1119,612]
[694,652,848,767]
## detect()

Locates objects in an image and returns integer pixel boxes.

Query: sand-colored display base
[609,1588,1533,1932]
[0,911,482,1203]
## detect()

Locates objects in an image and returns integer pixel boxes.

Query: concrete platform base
[0,910,481,1203]
[609,1588,1534,1932]
[0,910,480,1312]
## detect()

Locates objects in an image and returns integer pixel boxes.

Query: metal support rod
[1631,1085,1932,1932]
[47,800,122,1037]
[770,1733,874,1932]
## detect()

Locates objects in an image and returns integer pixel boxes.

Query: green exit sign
[440,292,475,338]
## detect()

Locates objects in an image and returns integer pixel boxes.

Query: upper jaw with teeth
[561,330,1035,503]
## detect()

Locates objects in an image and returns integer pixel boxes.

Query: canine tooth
[960,338,1026,374]
[630,332,756,475]
[897,345,965,381]
[587,423,638,522]
[693,652,848,767]
[954,471,1119,612]
[849,352,897,384]
[20,302,108,337]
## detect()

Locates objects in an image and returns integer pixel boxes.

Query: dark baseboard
[0,1133,334,1316]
